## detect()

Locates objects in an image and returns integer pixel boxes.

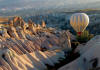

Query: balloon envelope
[70,13,89,34]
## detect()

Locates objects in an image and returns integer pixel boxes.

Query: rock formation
[59,35,100,70]
[0,17,73,70]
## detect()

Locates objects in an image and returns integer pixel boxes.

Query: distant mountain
[0,0,100,16]
[77,1,100,9]
[0,0,100,11]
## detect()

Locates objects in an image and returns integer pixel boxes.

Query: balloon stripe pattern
[70,13,89,33]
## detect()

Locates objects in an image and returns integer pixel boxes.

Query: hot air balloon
[70,13,89,36]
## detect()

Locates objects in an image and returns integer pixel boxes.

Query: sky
[0,0,100,11]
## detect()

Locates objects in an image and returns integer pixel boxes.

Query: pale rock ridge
[0,16,74,70]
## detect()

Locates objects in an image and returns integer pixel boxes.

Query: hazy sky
[0,0,99,3]
[0,0,100,11]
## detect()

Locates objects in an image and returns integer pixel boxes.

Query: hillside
[59,35,100,70]
[0,16,75,70]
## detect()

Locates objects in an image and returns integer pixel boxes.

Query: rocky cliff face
[0,16,73,70]
[59,35,100,70]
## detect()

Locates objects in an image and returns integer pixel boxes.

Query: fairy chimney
[8,20,13,26]
[37,24,41,30]
[13,16,18,23]
[28,19,33,27]
[20,18,27,32]
[42,20,46,28]
[59,30,72,50]
[28,19,37,35]
[16,26,26,39]
[66,30,72,49]
[1,28,10,38]
[6,26,19,38]
[13,16,22,27]
[13,16,18,26]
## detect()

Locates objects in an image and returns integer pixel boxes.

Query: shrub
[76,30,94,43]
